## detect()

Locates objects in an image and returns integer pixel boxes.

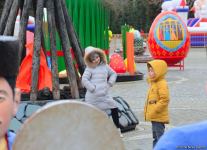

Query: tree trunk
[30,0,44,101]
[61,0,85,75]
[0,0,13,34]
[4,0,19,35]
[46,0,60,100]
[54,0,79,99]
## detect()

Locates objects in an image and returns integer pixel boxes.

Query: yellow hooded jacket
[144,60,170,123]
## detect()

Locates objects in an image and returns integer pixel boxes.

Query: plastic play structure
[148,11,190,70]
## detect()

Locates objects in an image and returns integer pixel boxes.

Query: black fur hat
[0,36,20,90]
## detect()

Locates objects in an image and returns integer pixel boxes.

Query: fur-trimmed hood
[84,46,107,68]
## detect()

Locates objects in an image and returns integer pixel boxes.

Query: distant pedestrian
[144,59,170,148]
[82,46,123,137]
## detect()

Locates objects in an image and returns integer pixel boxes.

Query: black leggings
[111,108,120,128]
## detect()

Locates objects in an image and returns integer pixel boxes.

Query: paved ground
[110,47,207,150]
[10,45,207,150]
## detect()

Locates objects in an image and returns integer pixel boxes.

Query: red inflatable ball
[148,11,190,65]
[109,53,126,73]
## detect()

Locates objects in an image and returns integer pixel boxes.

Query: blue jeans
[151,121,165,148]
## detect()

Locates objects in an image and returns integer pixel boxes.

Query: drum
[13,100,125,150]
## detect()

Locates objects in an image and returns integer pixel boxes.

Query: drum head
[13,101,125,150]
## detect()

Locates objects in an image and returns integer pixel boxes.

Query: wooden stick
[18,0,33,63]
[32,0,37,17]
[40,2,50,67]
[30,0,44,101]
[18,0,24,15]
[4,0,19,35]
[61,0,85,75]
[46,0,60,100]
[54,0,79,99]
[30,0,46,59]
[0,0,14,34]
[40,28,48,65]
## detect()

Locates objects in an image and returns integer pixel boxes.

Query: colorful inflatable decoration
[16,31,52,93]
[109,53,126,73]
[176,1,189,25]
[110,53,143,82]
[148,11,190,65]
[193,0,207,18]
[14,14,35,36]
[187,0,207,47]
[110,31,144,81]
[161,0,189,25]
[108,29,113,42]
[161,0,183,12]
[126,32,135,75]
[124,59,136,72]
[161,0,189,24]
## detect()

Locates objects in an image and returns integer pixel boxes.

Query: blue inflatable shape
[27,24,35,32]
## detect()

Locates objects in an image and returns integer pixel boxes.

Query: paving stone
[9,47,207,150]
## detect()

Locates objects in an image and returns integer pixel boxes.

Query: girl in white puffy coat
[82,46,122,136]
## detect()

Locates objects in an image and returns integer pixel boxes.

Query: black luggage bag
[112,96,139,132]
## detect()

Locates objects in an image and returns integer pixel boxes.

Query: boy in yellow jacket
[144,59,170,148]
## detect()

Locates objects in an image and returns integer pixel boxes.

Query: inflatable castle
[187,0,207,47]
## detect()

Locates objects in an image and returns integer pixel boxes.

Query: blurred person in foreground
[0,36,21,150]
